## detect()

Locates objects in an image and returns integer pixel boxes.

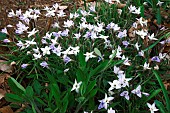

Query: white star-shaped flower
[148,33,158,40]
[27,28,39,37]
[45,9,55,17]
[128,5,136,12]
[132,7,140,14]
[41,46,51,56]
[63,20,74,28]
[143,62,151,70]
[25,38,37,48]
[108,107,115,113]
[157,1,164,6]
[136,29,148,39]
[113,66,124,75]
[98,93,114,109]
[118,74,132,87]
[147,102,159,113]
[33,53,42,60]
[71,79,82,93]
[108,80,121,90]
[136,17,147,27]
[84,52,96,62]
[134,42,141,51]
[69,46,80,56]
[121,55,131,66]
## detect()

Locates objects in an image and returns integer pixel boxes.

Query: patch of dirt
[0,0,62,29]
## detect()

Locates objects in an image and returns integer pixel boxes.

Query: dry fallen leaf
[58,6,68,10]
[128,27,136,38]
[0,106,14,113]
[0,73,10,85]
[117,3,126,8]
[163,81,170,90]
[0,89,7,100]
[0,60,13,73]
[0,73,10,100]
[14,104,26,113]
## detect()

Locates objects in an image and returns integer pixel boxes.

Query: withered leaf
[0,73,10,85]
[0,106,14,113]
[0,60,13,73]
[58,6,68,10]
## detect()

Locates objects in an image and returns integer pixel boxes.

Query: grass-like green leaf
[80,82,86,96]
[76,68,86,82]
[85,80,96,96]
[143,89,161,103]
[156,8,161,24]
[153,70,170,112]
[140,5,144,17]
[51,84,61,108]
[8,77,25,96]
[78,51,86,70]
[0,32,6,40]
[94,48,103,59]
[89,60,109,77]
[61,93,69,113]
[5,93,23,103]
[35,97,47,106]
[25,86,34,98]
[154,100,167,113]
[89,88,97,98]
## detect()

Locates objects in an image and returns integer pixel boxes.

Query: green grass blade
[8,77,25,96]
[143,89,161,103]
[154,100,167,113]
[153,70,170,112]
[156,8,161,24]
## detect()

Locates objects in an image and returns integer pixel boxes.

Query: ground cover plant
[0,0,170,113]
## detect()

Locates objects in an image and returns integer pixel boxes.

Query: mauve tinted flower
[159,40,166,45]
[98,93,114,109]
[63,56,71,64]
[1,27,8,34]
[151,56,160,62]
[41,39,47,44]
[52,32,60,38]
[120,91,130,100]
[15,29,24,34]
[61,29,69,37]
[138,50,144,57]
[49,44,56,50]
[98,101,105,109]
[21,64,28,69]
[40,61,49,68]
[106,24,111,30]
[98,57,102,62]
[84,31,91,39]
[131,85,142,98]
[3,39,10,43]
[122,41,129,47]
[16,41,24,48]
[117,30,127,38]
[108,108,115,113]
